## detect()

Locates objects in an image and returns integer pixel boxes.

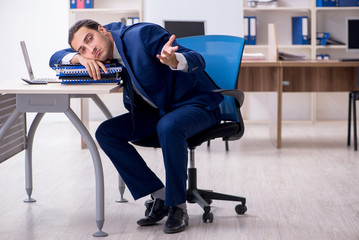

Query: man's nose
[88,45,96,55]
[86,44,96,55]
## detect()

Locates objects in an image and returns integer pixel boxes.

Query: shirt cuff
[61,52,78,64]
[170,53,188,72]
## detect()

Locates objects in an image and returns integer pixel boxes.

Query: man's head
[68,19,114,61]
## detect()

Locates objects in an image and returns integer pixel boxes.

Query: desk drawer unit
[0,94,26,163]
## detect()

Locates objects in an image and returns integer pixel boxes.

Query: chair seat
[132,122,240,149]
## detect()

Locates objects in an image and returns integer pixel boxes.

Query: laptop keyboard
[33,78,50,83]
[22,78,59,84]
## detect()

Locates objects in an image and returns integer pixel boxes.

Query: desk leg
[90,95,128,203]
[90,95,113,119]
[277,66,283,148]
[23,113,45,203]
[80,99,90,149]
[268,66,282,148]
[354,97,358,151]
[64,108,108,237]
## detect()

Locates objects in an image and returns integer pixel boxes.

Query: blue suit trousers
[95,105,221,206]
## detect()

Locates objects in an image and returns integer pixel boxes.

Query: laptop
[20,41,60,84]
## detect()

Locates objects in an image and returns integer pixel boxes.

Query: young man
[49,19,223,234]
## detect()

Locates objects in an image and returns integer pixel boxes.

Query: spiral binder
[60,79,122,84]
[52,63,122,84]
[52,63,122,75]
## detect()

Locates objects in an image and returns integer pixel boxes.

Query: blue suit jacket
[49,22,223,115]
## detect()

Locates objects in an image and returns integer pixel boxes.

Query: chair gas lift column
[348,91,359,151]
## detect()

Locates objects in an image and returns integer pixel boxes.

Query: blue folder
[292,16,309,45]
[243,17,249,44]
[316,0,336,6]
[85,0,93,8]
[244,16,257,45]
[337,0,359,6]
[249,16,257,45]
[70,0,77,8]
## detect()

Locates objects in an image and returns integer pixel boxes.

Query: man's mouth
[95,49,101,58]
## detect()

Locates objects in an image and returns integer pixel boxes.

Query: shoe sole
[163,225,186,234]
[163,219,188,234]
[137,216,166,226]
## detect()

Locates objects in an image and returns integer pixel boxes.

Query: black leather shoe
[137,198,169,226]
[163,207,189,234]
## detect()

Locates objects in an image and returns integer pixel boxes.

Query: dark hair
[68,19,100,49]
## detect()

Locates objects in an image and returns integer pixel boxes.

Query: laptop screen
[20,41,35,80]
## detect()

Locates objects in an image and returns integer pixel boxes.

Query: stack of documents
[242,53,266,60]
[326,36,345,45]
[247,0,278,8]
[279,51,306,61]
[52,64,122,84]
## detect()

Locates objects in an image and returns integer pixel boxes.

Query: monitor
[164,21,205,38]
[346,17,359,53]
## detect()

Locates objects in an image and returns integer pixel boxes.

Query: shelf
[244,45,268,48]
[316,45,346,49]
[316,7,359,11]
[279,45,312,49]
[244,7,311,11]
[70,8,140,14]
[245,45,312,49]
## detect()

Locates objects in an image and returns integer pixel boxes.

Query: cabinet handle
[282,81,290,86]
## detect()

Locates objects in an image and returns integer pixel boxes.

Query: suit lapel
[114,37,157,109]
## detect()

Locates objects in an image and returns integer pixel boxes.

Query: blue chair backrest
[176,35,245,122]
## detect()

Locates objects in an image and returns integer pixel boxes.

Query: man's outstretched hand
[156,35,179,69]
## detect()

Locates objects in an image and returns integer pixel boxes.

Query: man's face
[71,25,113,61]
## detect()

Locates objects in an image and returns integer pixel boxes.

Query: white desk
[0,81,124,237]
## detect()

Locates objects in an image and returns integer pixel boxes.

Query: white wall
[0,0,68,82]
[143,0,243,37]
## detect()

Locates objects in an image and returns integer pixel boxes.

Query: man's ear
[98,25,108,35]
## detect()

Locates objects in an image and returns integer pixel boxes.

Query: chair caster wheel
[235,204,247,215]
[202,212,214,223]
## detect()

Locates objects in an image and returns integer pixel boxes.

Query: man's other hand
[70,54,108,80]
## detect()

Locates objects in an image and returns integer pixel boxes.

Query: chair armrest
[213,89,245,107]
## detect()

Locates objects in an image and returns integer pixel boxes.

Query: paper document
[278,51,306,61]
[243,53,266,60]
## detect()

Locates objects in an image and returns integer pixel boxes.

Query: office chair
[348,91,359,151]
[132,35,247,223]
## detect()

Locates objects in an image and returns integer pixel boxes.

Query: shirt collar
[113,42,121,60]
[112,42,124,66]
